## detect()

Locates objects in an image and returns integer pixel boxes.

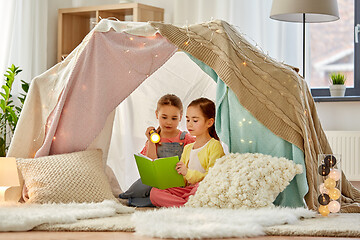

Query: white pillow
[185,153,303,209]
[16,149,117,204]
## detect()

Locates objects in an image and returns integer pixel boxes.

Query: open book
[134,153,185,190]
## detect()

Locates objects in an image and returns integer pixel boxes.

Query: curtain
[0,0,48,97]
[173,0,303,73]
[0,1,15,83]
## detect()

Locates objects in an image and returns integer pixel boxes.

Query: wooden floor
[0,232,359,240]
[1,182,360,240]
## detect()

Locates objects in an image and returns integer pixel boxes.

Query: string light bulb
[319,183,329,194]
[324,155,337,167]
[324,178,336,189]
[328,188,341,200]
[318,193,330,205]
[318,164,330,176]
[318,205,330,217]
[329,168,341,181]
[328,200,340,213]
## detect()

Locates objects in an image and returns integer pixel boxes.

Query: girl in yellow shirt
[150,97,225,207]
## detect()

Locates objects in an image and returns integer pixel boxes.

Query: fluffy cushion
[185,153,303,209]
[16,149,116,204]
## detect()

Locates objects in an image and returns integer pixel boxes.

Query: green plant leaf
[18,97,25,104]
[10,112,17,124]
[0,99,5,110]
[2,85,10,97]
[21,80,29,92]
[0,137,5,157]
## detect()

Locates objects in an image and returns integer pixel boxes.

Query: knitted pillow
[185,153,303,209]
[16,149,117,204]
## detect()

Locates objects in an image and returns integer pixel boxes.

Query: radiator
[325,131,360,181]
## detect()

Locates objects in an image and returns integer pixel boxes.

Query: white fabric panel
[107,52,217,191]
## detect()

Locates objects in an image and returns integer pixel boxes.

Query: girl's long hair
[188,97,219,140]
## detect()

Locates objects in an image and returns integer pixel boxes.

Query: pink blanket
[36,30,177,157]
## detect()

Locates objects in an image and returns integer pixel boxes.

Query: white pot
[329,85,346,97]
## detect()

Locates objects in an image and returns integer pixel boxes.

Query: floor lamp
[270,0,339,79]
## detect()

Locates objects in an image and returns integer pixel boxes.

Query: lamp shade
[270,0,339,23]
[0,157,20,187]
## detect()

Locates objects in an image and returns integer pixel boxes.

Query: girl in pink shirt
[119,94,194,207]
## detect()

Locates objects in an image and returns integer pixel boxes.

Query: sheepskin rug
[0,200,134,231]
[186,153,303,209]
[132,207,315,238]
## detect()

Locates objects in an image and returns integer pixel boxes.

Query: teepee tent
[8,19,360,211]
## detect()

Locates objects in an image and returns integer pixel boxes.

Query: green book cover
[134,153,185,190]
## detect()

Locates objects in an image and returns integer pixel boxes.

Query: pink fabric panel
[36,31,177,157]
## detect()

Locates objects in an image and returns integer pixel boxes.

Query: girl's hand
[145,126,156,141]
[176,162,188,176]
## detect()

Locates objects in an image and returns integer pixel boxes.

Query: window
[310,0,360,97]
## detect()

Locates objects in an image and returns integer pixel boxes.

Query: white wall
[316,102,360,131]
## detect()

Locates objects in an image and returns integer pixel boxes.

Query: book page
[153,156,185,189]
[134,154,158,187]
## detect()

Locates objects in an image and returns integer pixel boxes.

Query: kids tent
[8,19,360,211]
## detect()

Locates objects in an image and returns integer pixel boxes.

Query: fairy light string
[32,22,99,156]
[33,18,168,155]
[32,18,324,160]
[175,20,325,158]
[31,20,330,212]
[164,19,311,151]
[178,21,306,120]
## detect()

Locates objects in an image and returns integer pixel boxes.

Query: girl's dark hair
[157,94,183,115]
[188,97,219,140]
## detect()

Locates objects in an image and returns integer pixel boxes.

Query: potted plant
[0,65,29,156]
[329,72,346,97]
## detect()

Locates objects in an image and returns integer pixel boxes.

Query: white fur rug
[132,207,315,238]
[34,213,134,232]
[0,200,134,232]
[33,208,360,238]
[266,213,360,237]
